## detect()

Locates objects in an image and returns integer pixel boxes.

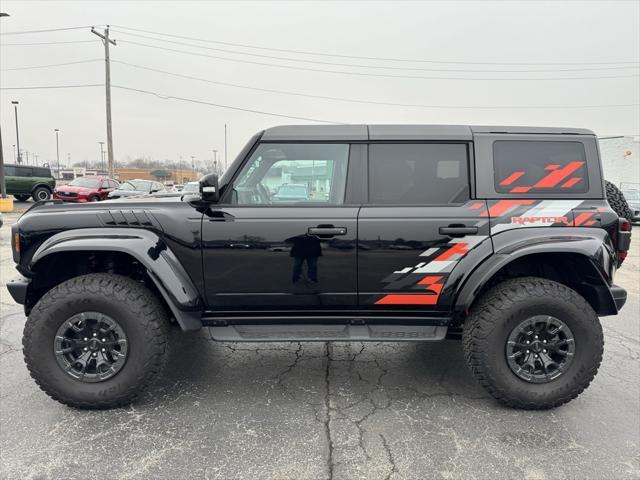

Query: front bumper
[610,284,627,311]
[6,275,30,305]
[53,194,88,203]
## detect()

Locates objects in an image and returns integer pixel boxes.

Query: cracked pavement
[1,207,639,479]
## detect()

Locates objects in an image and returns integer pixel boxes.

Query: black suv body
[7,125,631,409]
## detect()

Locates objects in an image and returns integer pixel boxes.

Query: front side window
[229,143,349,205]
[494,141,588,194]
[368,143,469,205]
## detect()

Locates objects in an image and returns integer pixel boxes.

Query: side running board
[207,324,448,342]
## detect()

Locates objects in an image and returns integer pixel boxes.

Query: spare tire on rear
[605,180,633,220]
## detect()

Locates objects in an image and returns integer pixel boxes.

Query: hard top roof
[261,124,595,141]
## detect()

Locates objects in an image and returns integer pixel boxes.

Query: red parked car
[53,176,119,202]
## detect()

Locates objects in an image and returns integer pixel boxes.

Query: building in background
[115,167,198,183]
[58,167,199,184]
[599,135,639,190]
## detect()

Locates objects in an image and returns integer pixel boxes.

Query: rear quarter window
[493,141,588,194]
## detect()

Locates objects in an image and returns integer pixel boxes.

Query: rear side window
[494,141,588,194]
[33,167,51,177]
[368,143,469,205]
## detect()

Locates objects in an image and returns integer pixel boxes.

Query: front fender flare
[30,228,203,330]
[454,228,617,315]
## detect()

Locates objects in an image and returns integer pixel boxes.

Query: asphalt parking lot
[0,204,638,480]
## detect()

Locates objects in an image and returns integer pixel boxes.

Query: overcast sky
[1,0,638,170]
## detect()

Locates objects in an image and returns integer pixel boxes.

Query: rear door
[201,142,360,310]
[357,142,492,312]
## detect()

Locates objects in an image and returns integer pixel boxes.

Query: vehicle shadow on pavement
[147,327,490,408]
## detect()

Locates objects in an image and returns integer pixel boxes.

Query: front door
[202,142,359,310]
[357,142,492,312]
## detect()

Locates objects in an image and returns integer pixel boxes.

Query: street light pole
[0,14,10,201]
[0,126,6,198]
[54,129,60,179]
[11,101,21,164]
[98,142,105,172]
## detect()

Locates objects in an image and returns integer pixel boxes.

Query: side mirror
[199,173,219,202]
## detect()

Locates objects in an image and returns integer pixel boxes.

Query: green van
[2,164,56,202]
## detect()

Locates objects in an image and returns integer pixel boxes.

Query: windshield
[68,178,100,188]
[118,181,150,191]
[623,190,640,201]
[182,182,199,193]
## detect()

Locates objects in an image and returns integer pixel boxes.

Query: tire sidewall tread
[463,276,604,409]
[23,273,169,409]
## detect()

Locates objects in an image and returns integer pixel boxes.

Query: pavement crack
[324,342,335,480]
[380,433,398,480]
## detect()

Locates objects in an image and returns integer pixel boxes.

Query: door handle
[308,227,347,237]
[439,225,478,237]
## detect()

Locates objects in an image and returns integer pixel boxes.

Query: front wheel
[32,186,51,202]
[463,277,603,409]
[23,273,169,409]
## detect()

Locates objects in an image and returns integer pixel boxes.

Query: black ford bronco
[7,125,632,410]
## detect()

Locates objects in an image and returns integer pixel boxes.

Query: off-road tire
[605,180,633,221]
[23,273,169,409]
[31,186,51,202]
[463,277,603,409]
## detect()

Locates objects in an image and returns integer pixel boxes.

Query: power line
[0,59,102,71]
[0,83,636,131]
[110,29,639,73]
[0,84,103,90]
[116,40,640,81]
[0,26,100,35]
[112,24,640,67]
[111,84,340,123]
[1,40,100,46]
[112,60,640,110]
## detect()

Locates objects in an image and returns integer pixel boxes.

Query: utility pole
[212,149,218,174]
[11,101,21,164]
[54,129,60,179]
[91,26,116,178]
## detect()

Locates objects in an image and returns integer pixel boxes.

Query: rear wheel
[23,273,169,409]
[14,194,30,202]
[463,277,603,409]
[31,186,51,202]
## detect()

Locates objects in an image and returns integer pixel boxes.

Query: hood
[109,190,145,197]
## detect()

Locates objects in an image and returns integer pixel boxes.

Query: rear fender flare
[454,228,617,315]
[30,228,202,330]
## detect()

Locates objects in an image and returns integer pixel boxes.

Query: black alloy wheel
[54,312,128,383]
[505,315,575,384]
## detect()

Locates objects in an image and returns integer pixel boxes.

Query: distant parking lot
[0,210,638,480]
